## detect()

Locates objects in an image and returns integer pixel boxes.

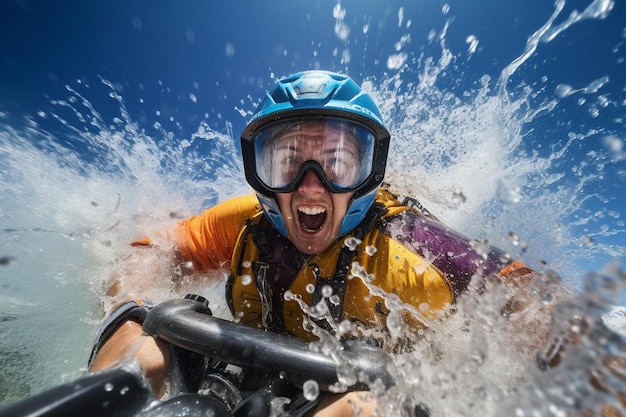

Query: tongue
[299,211,326,232]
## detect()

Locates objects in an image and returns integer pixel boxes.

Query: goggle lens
[254,119,376,193]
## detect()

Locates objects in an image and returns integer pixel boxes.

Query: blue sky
[3,0,621,133]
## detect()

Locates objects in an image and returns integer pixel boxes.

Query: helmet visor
[254,118,376,193]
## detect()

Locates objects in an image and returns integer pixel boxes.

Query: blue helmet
[240,70,390,239]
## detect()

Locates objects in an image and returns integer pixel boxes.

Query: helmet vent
[293,81,327,98]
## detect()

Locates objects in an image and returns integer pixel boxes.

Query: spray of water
[1,0,625,414]
[351,0,626,415]
[0,87,246,404]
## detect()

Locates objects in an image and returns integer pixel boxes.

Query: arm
[89,320,170,397]
[382,208,531,298]
[88,195,260,396]
[176,194,260,271]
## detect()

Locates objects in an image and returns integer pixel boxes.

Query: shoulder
[374,187,440,222]
[373,189,509,295]
[202,194,260,218]
[175,195,262,271]
[185,195,261,229]
[179,195,262,245]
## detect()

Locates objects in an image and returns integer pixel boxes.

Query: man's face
[271,121,359,254]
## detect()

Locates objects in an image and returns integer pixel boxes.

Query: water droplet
[337,320,353,335]
[241,274,252,285]
[225,42,235,57]
[387,52,408,70]
[555,83,574,98]
[452,189,467,205]
[303,319,315,332]
[303,380,319,401]
[315,300,329,316]
[506,231,528,252]
[365,245,377,256]
[581,236,594,247]
[387,310,404,339]
[497,176,522,204]
[185,29,195,43]
[466,35,479,55]
[344,237,362,251]
[242,261,251,268]
[306,283,315,294]
[104,383,114,392]
[350,262,374,282]
[131,16,143,31]
[321,285,333,298]
[337,364,357,386]
[470,238,491,260]
[601,135,624,158]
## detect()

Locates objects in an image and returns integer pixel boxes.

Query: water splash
[0,0,624,414]
[498,0,615,95]
[370,0,624,283]
[0,79,246,404]
[502,263,626,416]
[349,1,624,415]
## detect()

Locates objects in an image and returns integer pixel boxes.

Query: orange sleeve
[176,195,261,271]
[498,260,534,287]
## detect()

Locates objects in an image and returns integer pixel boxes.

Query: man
[89,70,531,416]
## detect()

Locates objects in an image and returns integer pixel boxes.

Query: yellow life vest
[227,189,454,345]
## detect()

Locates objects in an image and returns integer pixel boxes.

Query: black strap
[241,202,388,334]
[246,218,283,330]
[228,218,276,323]
[311,202,388,333]
[247,219,271,262]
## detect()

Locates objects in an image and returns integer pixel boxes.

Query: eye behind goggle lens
[254,118,376,193]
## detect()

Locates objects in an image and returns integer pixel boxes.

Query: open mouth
[297,207,327,233]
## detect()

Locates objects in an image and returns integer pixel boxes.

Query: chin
[298,235,337,255]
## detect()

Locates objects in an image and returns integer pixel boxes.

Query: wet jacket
[174,189,518,346]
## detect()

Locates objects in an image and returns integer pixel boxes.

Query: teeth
[298,207,326,215]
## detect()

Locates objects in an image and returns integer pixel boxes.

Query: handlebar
[142,297,395,391]
[0,297,398,417]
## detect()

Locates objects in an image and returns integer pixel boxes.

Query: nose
[296,170,326,195]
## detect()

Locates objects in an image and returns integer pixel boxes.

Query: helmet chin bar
[256,194,289,238]
[338,190,377,237]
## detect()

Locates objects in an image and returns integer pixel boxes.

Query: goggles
[252,118,376,193]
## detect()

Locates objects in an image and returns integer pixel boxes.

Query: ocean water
[1,0,625,415]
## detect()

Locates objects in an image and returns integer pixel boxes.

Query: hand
[312,392,378,417]
[89,321,170,398]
